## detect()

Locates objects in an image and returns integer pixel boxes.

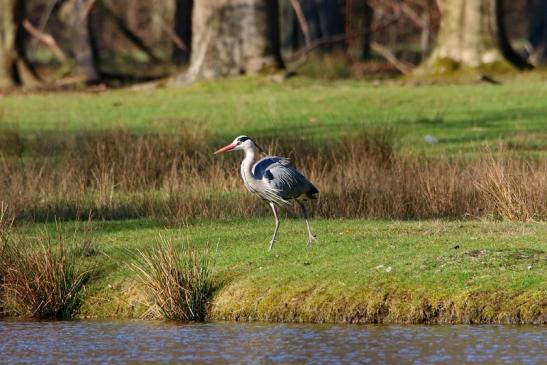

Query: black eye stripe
[237,136,250,143]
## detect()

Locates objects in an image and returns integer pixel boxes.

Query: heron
[214,135,319,250]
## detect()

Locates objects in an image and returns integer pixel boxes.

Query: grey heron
[214,135,318,250]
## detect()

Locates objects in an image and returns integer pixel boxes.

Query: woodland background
[1,0,546,88]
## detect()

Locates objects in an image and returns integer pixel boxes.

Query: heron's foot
[268,239,276,251]
[307,234,318,246]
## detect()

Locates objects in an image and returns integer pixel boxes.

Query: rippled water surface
[0,320,545,364]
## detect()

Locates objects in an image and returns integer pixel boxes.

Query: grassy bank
[1,77,546,323]
[16,218,539,324]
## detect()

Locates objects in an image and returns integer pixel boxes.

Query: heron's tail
[306,184,319,199]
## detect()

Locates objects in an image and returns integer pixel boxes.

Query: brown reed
[0,128,544,223]
[0,203,12,316]
[0,225,92,319]
[130,236,213,320]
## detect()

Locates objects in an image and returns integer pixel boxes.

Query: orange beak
[214,143,236,154]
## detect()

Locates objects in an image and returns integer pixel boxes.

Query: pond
[0,320,545,364]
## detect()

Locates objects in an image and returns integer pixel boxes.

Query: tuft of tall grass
[130,236,213,321]
[0,203,13,316]
[475,157,547,221]
[0,128,545,222]
[0,227,92,319]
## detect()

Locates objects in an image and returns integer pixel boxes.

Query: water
[0,320,545,364]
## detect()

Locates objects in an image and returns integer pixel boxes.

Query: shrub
[131,236,213,321]
[475,157,546,221]
[0,227,92,319]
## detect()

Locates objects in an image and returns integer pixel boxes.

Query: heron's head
[214,135,260,154]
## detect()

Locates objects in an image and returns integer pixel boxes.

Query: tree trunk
[354,0,374,59]
[528,0,547,64]
[323,0,344,41]
[173,0,192,61]
[423,0,530,72]
[0,0,39,88]
[0,0,18,87]
[286,0,345,52]
[303,0,323,41]
[126,0,139,30]
[70,0,100,83]
[173,0,284,85]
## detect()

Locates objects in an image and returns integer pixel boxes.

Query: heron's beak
[214,143,236,154]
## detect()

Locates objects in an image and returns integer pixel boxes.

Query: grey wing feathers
[252,156,316,206]
[252,156,291,179]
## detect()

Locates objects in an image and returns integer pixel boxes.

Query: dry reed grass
[0,203,13,245]
[0,225,92,319]
[0,204,13,316]
[130,236,213,320]
[0,128,545,223]
[475,157,547,221]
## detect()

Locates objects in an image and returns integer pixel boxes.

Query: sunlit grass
[1,77,546,156]
[1,77,546,323]
[55,217,547,323]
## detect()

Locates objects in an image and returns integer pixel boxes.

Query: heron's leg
[297,201,317,245]
[269,202,280,251]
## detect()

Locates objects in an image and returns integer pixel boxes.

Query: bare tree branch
[400,2,426,28]
[29,0,59,49]
[384,0,425,28]
[286,11,413,76]
[83,0,97,21]
[158,19,188,53]
[98,0,161,62]
[288,12,401,62]
[23,19,66,61]
[370,41,413,74]
[289,0,312,48]
[435,0,444,13]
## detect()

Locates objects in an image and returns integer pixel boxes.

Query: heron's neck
[241,147,258,181]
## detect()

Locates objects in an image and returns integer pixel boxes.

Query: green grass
[18,218,542,323]
[2,77,546,322]
[2,77,546,155]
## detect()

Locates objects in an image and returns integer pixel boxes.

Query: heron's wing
[253,156,313,203]
[252,156,291,180]
[250,156,291,205]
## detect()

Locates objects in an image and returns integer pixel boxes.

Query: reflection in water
[0,320,545,364]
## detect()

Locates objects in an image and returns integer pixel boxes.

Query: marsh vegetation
[0,128,545,224]
[130,236,213,321]
[0,79,545,323]
[0,219,93,319]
